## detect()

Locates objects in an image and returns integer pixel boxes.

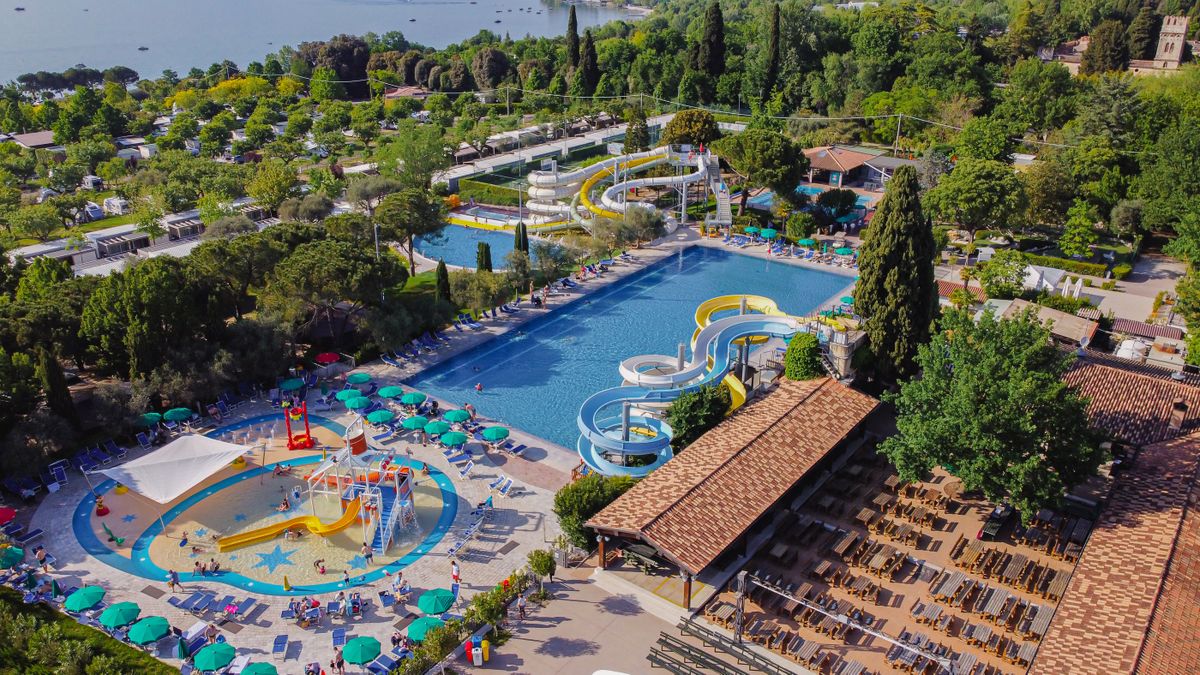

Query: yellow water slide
[216,498,362,552]
[691,295,791,414]
[578,155,663,219]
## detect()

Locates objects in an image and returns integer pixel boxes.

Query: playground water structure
[72,414,458,595]
[525,145,733,229]
[576,295,803,477]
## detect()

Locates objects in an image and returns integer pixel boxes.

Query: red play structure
[283,400,315,450]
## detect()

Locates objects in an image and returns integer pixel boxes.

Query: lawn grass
[404,269,438,294]
[0,587,176,675]
[14,212,140,247]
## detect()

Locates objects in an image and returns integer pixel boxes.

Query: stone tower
[1153,15,1191,68]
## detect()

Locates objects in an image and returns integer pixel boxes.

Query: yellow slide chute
[578,155,663,220]
[690,295,792,415]
[216,498,362,552]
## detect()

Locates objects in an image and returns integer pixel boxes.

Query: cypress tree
[763,3,781,98]
[1126,6,1158,60]
[519,221,530,254]
[855,166,937,380]
[435,258,452,304]
[476,241,493,271]
[579,31,600,96]
[37,347,80,431]
[695,0,726,78]
[513,223,523,252]
[566,5,580,71]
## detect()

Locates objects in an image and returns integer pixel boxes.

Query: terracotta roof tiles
[1065,357,1200,446]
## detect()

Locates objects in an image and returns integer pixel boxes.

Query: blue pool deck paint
[406,245,854,448]
[73,414,459,596]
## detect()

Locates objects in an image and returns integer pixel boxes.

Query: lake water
[0,0,636,81]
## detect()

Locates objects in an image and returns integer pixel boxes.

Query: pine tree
[37,347,80,431]
[566,5,580,71]
[623,106,650,154]
[1126,6,1158,60]
[855,166,937,380]
[579,31,600,96]
[435,258,452,304]
[476,241,493,271]
[1081,20,1130,75]
[762,3,781,99]
[695,0,727,78]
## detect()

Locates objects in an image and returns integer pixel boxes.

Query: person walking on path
[517,594,527,621]
[451,559,461,584]
[167,569,181,593]
[361,542,373,566]
[35,548,49,572]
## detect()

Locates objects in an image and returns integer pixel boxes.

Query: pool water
[417,224,551,270]
[748,186,875,211]
[405,246,852,448]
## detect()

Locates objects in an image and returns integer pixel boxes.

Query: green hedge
[457,179,522,207]
[1022,252,1109,278]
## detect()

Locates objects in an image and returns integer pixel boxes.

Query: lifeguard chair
[283,400,315,450]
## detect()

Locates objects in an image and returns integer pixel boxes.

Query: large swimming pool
[405,246,852,449]
[417,224,554,270]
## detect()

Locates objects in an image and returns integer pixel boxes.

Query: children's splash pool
[416,224,557,270]
[73,415,459,595]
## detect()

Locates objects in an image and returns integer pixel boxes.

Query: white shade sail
[98,435,250,504]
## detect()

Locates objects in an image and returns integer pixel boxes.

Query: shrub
[784,333,823,380]
[457,178,521,207]
[553,474,638,548]
[527,549,556,589]
[1111,263,1133,279]
[664,384,731,451]
[1022,252,1108,277]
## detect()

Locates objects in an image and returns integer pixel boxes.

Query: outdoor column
[621,402,631,442]
[597,535,607,570]
[676,343,686,372]
[682,574,692,610]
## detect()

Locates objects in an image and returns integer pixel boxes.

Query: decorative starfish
[121,514,137,523]
[345,554,369,571]
[233,513,247,522]
[251,545,297,574]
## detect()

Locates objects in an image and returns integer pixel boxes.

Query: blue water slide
[576,314,800,477]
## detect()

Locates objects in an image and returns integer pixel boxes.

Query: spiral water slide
[576,305,800,477]
[525,148,667,221]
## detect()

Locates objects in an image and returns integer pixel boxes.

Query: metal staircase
[706,155,733,228]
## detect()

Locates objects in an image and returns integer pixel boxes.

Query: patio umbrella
[417,588,456,615]
[400,392,427,405]
[423,420,450,436]
[402,415,429,431]
[797,238,816,246]
[440,431,468,447]
[138,412,162,427]
[760,228,779,240]
[128,616,171,645]
[407,616,445,642]
[345,397,371,411]
[50,579,62,597]
[834,247,854,256]
[335,389,360,401]
[743,226,759,234]
[315,352,340,365]
[481,427,509,442]
[378,386,405,399]
[163,407,193,422]
[241,664,279,675]
[193,642,236,672]
[443,409,471,423]
[0,545,22,569]
[342,636,381,665]
[0,507,15,526]
[366,410,396,425]
[176,636,191,660]
[65,585,106,612]
[347,372,372,385]
[99,601,141,629]
[279,378,305,392]
[840,296,854,305]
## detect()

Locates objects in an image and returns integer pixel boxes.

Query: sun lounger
[367,654,399,674]
[3,478,37,499]
[486,475,505,491]
[15,529,43,545]
[190,593,216,615]
[272,635,288,660]
[458,461,474,478]
[497,478,513,496]
[445,452,471,465]
[102,439,127,459]
[332,627,347,647]
[507,443,526,457]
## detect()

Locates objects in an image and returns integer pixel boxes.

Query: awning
[98,435,250,504]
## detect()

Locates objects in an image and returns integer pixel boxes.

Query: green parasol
[335,389,360,401]
[440,431,468,447]
[402,415,429,431]
[834,247,854,256]
[443,409,471,423]
[128,616,170,645]
[0,546,24,569]
[760,228,779,239]
[407,616,446,642]
[378,386,405,399]
[797,238,816,246]
[176,635,191,659]
[400,392,427,405]
[366,410,396,425]
[50,579,62,597]
[344,396,371,411]
[99,601,141,629]
[163,407,193,422]
[241,664,279,675]
[138,412,162,427]
[22,571,37,589]
[841,296,854,304]
[342,636,381,665]
[423,420,450,436]
[743,226,759,234]
[65,585,105,611]
[279,378,305,392]
[193,642,236,671]
[481,427,509,442]
[346,372,372,385]
[417,588,456,615]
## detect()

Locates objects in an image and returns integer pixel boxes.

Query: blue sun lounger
[272,635,288,660]
[368,654,400,673]
[332,627,347,647]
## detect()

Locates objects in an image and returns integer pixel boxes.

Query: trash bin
[482,639,490,661]
[464,640,473,660]
[472,647,483,666]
